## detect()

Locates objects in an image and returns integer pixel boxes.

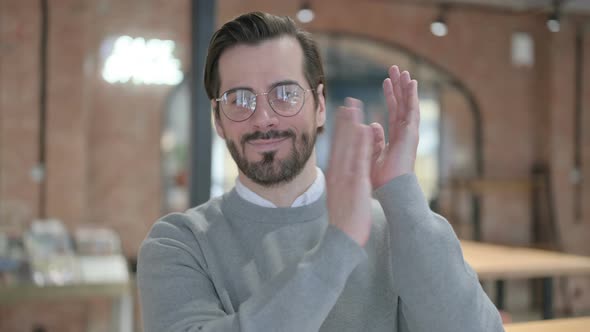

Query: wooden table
[461,241,590,319]
[504,316,590,332]
[0,281,133,332]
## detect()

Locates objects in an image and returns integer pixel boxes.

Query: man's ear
[315,84,326,128]
[211,100,226,139]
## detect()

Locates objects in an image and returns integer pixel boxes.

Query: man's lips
[247,137,290,150]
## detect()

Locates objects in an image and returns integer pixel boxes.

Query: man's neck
[237,155,318,208]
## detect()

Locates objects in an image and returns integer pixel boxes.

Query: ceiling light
[431,5,449,37]
[546,12,560,32]
[547,0,561,33]
[297,2,314,23]
[431,18,448,37]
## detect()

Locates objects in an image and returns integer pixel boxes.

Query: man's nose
[250,94,279,129]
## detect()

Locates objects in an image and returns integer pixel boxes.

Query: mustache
[241,129,295,145]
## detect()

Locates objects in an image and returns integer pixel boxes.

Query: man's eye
[276,86,297,98]
[234,91,253,106]
[231,98,246,106]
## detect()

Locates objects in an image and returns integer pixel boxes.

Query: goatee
[226,128,316,187]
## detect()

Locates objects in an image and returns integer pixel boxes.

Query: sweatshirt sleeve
[373,174,504,332]
[137,216,366,332]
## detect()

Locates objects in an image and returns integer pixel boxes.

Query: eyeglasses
[215,82,313,122]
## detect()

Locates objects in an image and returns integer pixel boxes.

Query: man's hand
[326,99,373,247]
[369,65,420,190]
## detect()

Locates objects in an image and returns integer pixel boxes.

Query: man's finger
[343,100,366,176]
[345,97,364,124]
[369,122,385,162]
[360,126,373,178]
[389,66,403,110]
[383,78,398,125]
[399,71,412,122]
[329,107,356,177]
[407,79,420,125]
[352,125,373,178]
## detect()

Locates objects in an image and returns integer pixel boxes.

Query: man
[138,11,503,332]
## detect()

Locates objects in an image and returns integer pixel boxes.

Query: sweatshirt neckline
[221,187,327,223]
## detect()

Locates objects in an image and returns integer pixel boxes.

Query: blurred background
[0,0,589,331]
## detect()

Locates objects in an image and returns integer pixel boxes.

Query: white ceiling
[416,0,590,13]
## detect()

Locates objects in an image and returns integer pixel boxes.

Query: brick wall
[1,0,188,330]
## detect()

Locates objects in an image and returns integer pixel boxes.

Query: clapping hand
[326,65,420,247]
[369,65,420,190]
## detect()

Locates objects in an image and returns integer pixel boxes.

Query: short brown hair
[204,12,326,123]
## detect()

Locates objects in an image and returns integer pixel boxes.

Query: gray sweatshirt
[138,174,504,331]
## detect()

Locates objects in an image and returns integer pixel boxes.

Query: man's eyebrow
[222,80,301,94]
[222,86,254,94]
[269,80,300,89]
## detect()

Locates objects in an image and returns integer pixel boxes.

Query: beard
[226,128,317,187]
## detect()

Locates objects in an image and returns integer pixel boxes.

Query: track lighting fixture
[297,1,314,24]
[546,0,561,33]
[431,5,448,37]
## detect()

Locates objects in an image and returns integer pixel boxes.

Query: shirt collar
[235,167,325,208]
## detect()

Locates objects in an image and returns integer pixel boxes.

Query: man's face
[213,36,326,187]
